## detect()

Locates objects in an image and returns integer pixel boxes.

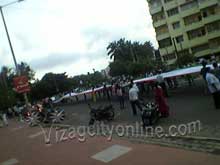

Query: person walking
[91,87,97,103]
[156,70,168,97]
[129,84,142,116]
[154,83,169,117]
[200,60,208,80]
[116,85,125,109]
[212,62,220,80]
[206,67,220,109]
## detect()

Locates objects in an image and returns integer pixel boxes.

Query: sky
[0,0,157,79]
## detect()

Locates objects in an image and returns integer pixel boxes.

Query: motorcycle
[88,103,114,125]
[141,102,160,127]
[26,104,65,126]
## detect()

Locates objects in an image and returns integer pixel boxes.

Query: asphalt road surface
[1,121,220,165]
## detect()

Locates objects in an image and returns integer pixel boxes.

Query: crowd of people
[2,59,220,127]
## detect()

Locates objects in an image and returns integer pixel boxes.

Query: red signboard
[13,76,30,93]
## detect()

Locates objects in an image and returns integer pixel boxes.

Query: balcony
[210,46,220,54]
[180,7,200,18]
[153,19,167,28]
[150,6,163,15]
[156,32,170,41]
[166,58,177,65]
[194,49,211,57]
[184,21,204,32]
[189,35,208,47]
[175,41,190,51]
[163,0,178,11]
[198,0,218,10]
[178,0,191,6]
[159,46,175,56]
[207,30,220,40]
[202,13,220,25]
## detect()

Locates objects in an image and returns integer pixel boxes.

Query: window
[159,38,172,48]
[175,35,184,43]
[167,7,179,17]
[202,6,217,18]
[180,0,198,11]
[155,24,169,35]
[206,21,220,33]
[191,44,209,54]
[172,21,180,29]
[187,27,206,40]
[152,12,165,22]
[209,37,220,48]
[163,53,176,61]
[184,13,202,25]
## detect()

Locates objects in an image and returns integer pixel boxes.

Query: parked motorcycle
[141,102,160,127]
[88,103,114,125]
[26,104,65,126]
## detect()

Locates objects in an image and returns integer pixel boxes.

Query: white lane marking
[91,144,132,163]
[28,131,44,139]
[0,158,18,165]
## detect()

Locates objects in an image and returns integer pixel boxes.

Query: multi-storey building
[147,0,220,65]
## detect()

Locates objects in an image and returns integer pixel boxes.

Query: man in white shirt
[206,67,220,109]
[129,84,142,116]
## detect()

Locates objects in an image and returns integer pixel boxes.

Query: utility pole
[0,0,28,105]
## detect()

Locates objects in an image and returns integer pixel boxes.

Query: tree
[17,62,35,81]
[107,38,156,77]
[107,38,133,62]
[0,66,16,110]
[109,62,128,77]
[30,72,73,100]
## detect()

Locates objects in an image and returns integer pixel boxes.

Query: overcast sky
[0,0,157,79]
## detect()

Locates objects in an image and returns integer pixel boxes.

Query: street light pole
[0,0,28,105]
[0,7,18,72]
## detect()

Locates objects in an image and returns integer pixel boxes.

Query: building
[147,0,220,65]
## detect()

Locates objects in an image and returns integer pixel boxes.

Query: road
[0,121,220,165]
[60,78,220,138]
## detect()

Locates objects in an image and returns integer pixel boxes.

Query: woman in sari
[154,83,169,117]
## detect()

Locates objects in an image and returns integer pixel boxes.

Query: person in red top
[154,83,169,117]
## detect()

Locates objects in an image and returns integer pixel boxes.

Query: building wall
[147,0,220,65]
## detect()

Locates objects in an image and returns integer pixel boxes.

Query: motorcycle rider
[42,98,54,122]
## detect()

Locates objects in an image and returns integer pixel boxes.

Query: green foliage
[0,66,16,110]
[109,62,129,77]
[18,62,35,81]
[30,71,107,100]
[30,72,72,100]
[107,38,154,63]
[107,38,156,77]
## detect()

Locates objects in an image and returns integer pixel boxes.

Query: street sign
[13,76,30,93]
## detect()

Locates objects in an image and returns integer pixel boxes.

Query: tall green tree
[107,38,155,77]
[0,66,16,110]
